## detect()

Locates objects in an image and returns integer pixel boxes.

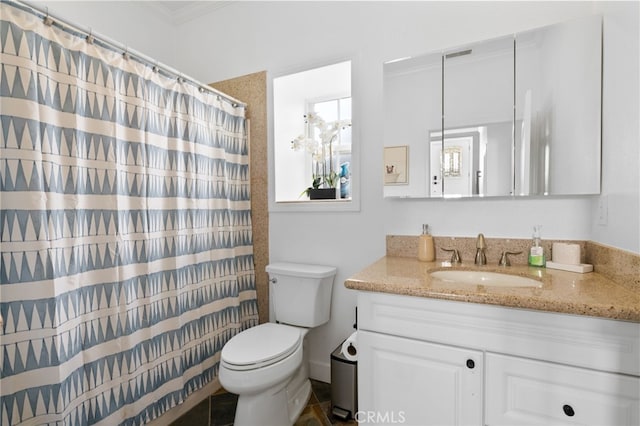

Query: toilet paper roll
[552,243,581,265]
[341,331,358,362]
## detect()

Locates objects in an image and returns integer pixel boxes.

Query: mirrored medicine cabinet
[383,15,602,199]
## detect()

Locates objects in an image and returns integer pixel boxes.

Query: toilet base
[233,366,311,426]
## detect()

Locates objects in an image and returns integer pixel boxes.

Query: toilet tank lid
[266,262,337,278]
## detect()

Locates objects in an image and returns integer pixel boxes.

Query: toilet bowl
[218,262,337,426]
[220,323,305,395]
[219,323,310,426]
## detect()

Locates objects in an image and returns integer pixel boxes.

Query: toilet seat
[221,323,302,371]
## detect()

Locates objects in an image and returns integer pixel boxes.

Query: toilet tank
[266,262,337,328]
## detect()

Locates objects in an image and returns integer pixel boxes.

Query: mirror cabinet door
[384,52,442,198]
[515,15,602,196]
[442,35,514,198]
[383,15,602,199]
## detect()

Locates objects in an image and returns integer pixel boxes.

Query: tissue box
[549,243,593,273]
[552,243,581,265]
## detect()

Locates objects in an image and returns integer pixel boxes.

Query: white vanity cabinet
[485,353,640,426]
[358,331,482,426]
[357,292,640,426]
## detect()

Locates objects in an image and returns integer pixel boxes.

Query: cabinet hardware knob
[466,359,475,369]
[562,404,575,417]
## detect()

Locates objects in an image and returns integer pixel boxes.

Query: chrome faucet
[499,251,522,267]
[441,247,461,263]
[475,233,487,265]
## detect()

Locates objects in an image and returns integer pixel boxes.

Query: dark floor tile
[170,397,210,426]
[320,401,358,425]
[210,392,238,426]
[294,403,332,426]
[308,392,320,405]
[310,379,332,404]
[177,381,346,426]
[213,387,228,396]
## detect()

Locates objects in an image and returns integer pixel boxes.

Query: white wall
[33,1,177,73]
[35,0,639,383]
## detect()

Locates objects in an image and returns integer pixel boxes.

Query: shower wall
[212,71,269,323]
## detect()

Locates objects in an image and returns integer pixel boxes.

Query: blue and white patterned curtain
[0,1,258,424]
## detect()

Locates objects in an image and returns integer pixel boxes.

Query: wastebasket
[330,341,358,420]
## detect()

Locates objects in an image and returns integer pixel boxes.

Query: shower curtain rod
[12,0,247,109]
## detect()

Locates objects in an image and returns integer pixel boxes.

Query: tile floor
[171,379,357,426]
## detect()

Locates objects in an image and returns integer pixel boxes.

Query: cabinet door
[358,330,482,425]
[486,353,640,426]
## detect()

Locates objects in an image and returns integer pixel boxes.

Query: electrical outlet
[597,195,608,225]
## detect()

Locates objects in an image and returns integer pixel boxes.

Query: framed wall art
[383,145,409,185]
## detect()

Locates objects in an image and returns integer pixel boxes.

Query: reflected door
[443,35,514,197]
[431,137,473,197]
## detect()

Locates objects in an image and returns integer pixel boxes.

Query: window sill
[269,197,359,213]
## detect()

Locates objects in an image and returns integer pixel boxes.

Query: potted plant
[291,112,350,200]
[304,172,340,200]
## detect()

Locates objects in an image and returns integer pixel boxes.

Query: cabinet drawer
[485,353,640,426]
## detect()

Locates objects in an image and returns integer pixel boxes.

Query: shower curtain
[0,1,258,424]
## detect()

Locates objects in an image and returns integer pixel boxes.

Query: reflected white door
[430,136,473,197]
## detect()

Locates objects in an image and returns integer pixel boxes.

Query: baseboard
[309,359,331,383]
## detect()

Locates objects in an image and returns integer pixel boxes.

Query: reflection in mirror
[383,15,602,199]
[516,15,602,196]
[442,35,514,197]
[429,122,513,197]
[383,36,515,198]
[383,52,442,198]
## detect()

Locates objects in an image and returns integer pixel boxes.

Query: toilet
[219,262,337,426]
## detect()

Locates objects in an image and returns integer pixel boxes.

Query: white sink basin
[430,270,541,287]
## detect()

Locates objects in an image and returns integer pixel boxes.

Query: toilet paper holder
[341,331,358,362]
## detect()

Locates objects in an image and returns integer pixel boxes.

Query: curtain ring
[86,28,94,44]
[43,7,53,26]
[123,45,130,60]
[152,63,159,73]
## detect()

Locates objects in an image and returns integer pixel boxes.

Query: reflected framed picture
[383,145,409,185]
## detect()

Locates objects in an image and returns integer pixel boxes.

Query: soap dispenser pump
[528,225,546,267]
[418,224,435,262]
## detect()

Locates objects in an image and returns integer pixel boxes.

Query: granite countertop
[345,256,640,322]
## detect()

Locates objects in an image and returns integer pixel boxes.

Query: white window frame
[268,58,360,213]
